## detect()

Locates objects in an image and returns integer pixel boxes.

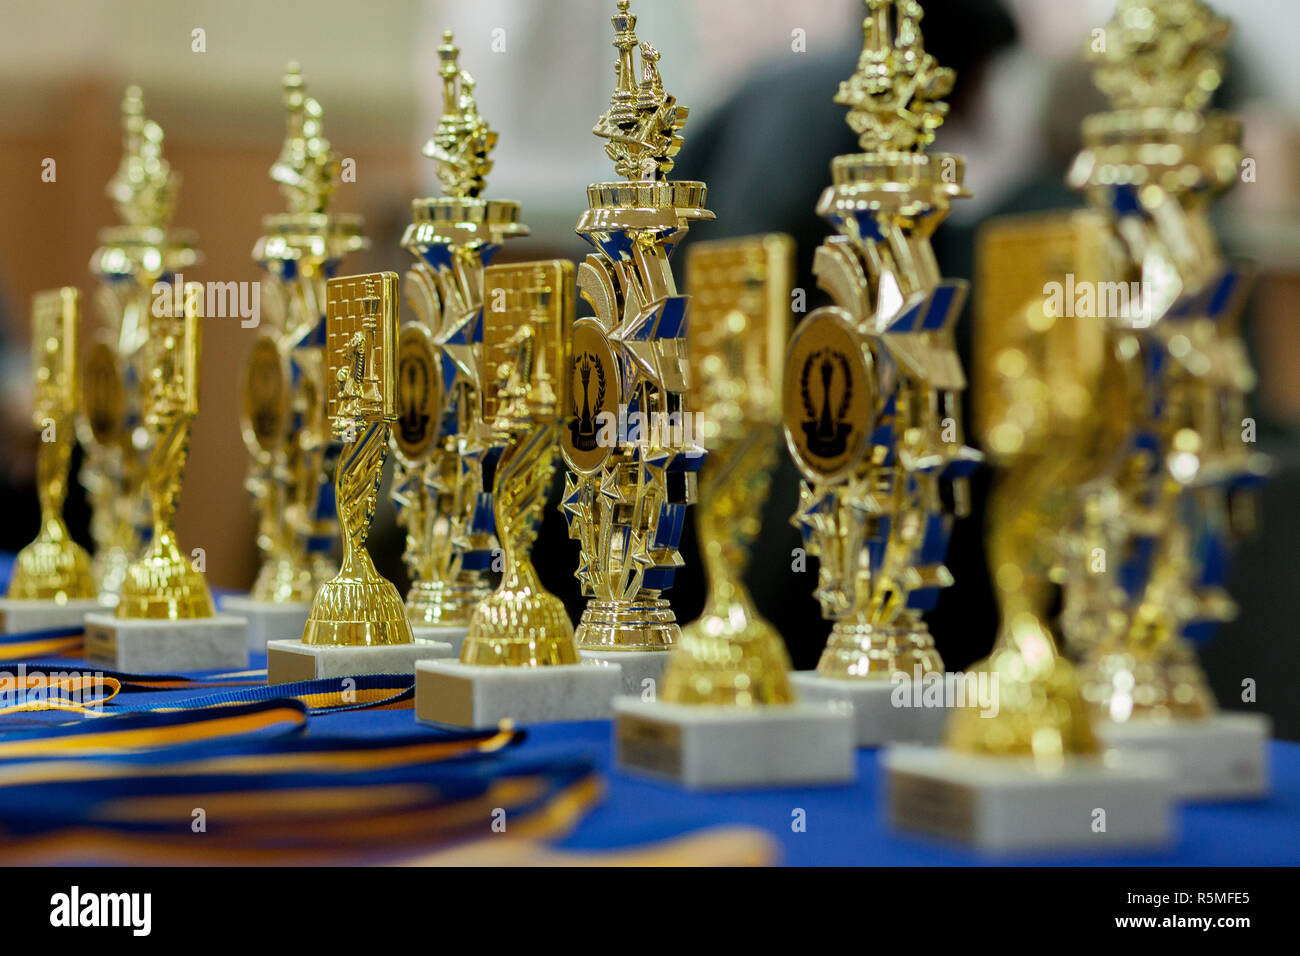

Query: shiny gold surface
[783,0,979,680]
[246,64,367,604]
[561,1,712,652]
[116,284,215,620]
[302,274,412,646]
[660,235,795,706]
[394,31,528,628]
[83,86,199,605]
[460,261,577,666]
[8,289,95,603]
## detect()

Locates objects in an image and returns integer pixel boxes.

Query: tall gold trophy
[613,236,856,789]
[0,290,102,633]
[82,87,198,608]
[266,274,454,683]
[559,0,711,694]
[416,261,623,728]
[395,32,527,652]
[229,64,368,650]
[1065,0,1270,799]
[782,0,980,746]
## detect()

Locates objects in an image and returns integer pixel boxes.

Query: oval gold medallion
[241,335,289,454]
[561,318,621,474]
[393,324,442,461]
[83,341,126,445]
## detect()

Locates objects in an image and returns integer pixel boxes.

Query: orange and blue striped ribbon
[0,626,83,662]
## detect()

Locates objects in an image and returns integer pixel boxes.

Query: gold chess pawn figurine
[301,274,412,646]
[660,235,795,705]
[7,289,95,603]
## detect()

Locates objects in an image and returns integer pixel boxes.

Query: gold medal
[240,335,289,456]
[561,317,620,475]
[393,324,442,462]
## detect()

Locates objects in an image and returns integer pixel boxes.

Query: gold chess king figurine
[5,290,95,606]
[783,0,980,743]
[560,1,711,690]
[244,64,367,609]
[395,32,527,633]
[83,86,199,605]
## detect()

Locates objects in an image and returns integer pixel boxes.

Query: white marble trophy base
[579,649,671,698]
[883,745,1173,853]
[219,596,312,652]
[0,597,107,634]
[1095,712,1270,801]
[415,659,623,729]
[85,612,249,672]
[789,672,951,747]
[613,697,855,789]
[265,638,454,684]
[413,625,469,659]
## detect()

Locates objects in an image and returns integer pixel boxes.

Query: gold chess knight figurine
[416,261,623,729]
[395,32,527,640]
[614,236,856,790]
[560,1,712,692]
[233,64,367,649]
[1063,0,1270,798]
[266,274,454,683]
[0,290,101,632]
[782,0,980,745]
[83,86,199,605]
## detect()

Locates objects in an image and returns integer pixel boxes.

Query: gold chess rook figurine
[302,273,412,646]
[6,290,95,605]
[395,31,527,633]
[561,1,712,686]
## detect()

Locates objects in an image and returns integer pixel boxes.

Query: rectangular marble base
[790,671,952,747]
[0,597,108,634]
[1095,712,1270,801]
[85,612,249,672]
[415,659,623,729]
[219,596,311,652]
[614,698,855,789]
[883,745,1173,853]
[579,648,671,698]
[265,638,454,685]
[413,624,469,659]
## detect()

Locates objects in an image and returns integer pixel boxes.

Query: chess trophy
[560,0,710,695]
[266,274,453,683]
[613,235,854,788]
[0,289,103,633]
[85,283,250,671]
[1066,0,1270,799]
[228,64,368,651]
[416,261,622,729]
[781,0,981,745]
[81,86,198,608]
[395,32,528,656]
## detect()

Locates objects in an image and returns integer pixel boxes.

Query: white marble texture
[0,597,107,634]
[415,659,623,729]
[579,648,671,698]
[1095,712,1270,801]
[412,624,469,659]
[84,612,249,672]
[883,745,1174,852]
[790,672,954,747]
[613,698,856,789]
[265,638,453,684]
[219,596,311,652]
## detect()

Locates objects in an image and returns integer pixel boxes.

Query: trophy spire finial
[423,30,498,199]
[1087,0,1230,112]
[592,0,688,181]
[270,62,339,215]
[107,85,178,228]
[835,0,955,154]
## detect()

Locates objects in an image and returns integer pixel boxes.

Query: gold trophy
[613,235,855,789]
[782,0,981,745]
[265,274,453,683]
[1064,0,1270,798]
[82,86,198,607]
[395,32,527,649]
[560,0,711,694]
[230,64,368,649]
[416,261,623,728]
[0,290,102,633]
